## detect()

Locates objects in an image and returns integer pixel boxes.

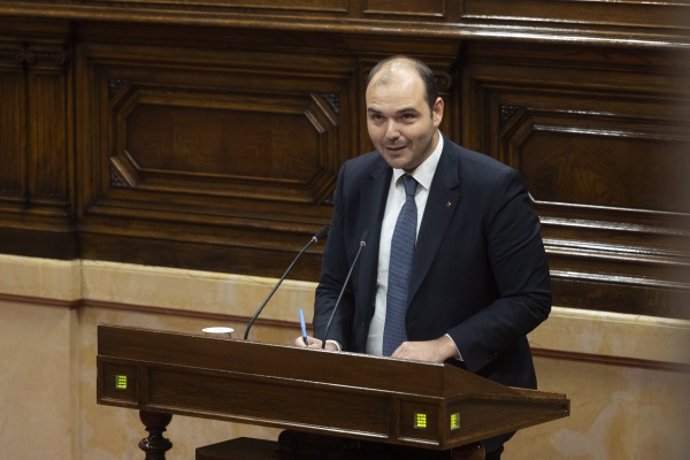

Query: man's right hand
[293,336,338,351]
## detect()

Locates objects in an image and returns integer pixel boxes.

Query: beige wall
[1,255,688,459]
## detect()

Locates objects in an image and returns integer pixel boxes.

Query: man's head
[365,56,444,172]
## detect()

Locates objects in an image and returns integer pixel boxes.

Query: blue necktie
[383,175,418,356]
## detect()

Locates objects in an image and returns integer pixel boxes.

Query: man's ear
[432,97,444,126]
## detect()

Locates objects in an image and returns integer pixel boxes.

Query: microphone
[321,229,370,349]
[243,224,330,340]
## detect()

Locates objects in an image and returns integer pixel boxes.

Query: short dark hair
[366,55,439,112]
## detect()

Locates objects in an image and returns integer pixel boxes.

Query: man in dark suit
[295,55,551,458]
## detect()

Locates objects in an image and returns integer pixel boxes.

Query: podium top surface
[98,324,536,399]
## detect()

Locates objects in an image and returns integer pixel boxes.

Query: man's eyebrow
[366,107,420,115]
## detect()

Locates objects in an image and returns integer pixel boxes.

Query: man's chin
[383,158,409,170]
[380,151,410,168]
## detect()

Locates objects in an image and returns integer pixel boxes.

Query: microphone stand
[243,225,329,340]
[321,230,369,348]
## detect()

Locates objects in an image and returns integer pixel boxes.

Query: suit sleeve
[312,164,355,349]
[447,169,551,373]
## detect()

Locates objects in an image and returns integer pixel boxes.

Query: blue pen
[299,308,308,345]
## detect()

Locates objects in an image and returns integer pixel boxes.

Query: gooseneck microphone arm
[243,225,330,340]
[321,229,369,349]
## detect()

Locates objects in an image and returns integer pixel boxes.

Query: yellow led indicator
[115,374,128,390]
[413,412,427,429]
[450,412,460,430]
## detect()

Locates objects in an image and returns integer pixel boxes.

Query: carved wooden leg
[138,410,173,460]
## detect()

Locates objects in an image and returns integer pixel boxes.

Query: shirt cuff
[325,339,341,351]
[444,333,463,361]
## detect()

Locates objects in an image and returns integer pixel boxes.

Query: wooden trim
[532,348,690,374]
[0,292,297,329]
[1,291,686,372]
[0,293,79,309]
[81,298,297,330]
[0,4,687,48]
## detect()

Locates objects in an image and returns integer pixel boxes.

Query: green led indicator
[450,412,460,430]
[115,374,128,390]
[413,412,427,429]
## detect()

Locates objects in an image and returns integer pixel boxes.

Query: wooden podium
[96,325,569,459]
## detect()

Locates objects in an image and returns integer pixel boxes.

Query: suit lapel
[357,159,392,318]
[409,144,462,303]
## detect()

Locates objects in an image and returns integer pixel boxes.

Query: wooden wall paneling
[0,0,463,25]
[500,106,690,212]
[70,23,466,277]
[0,39,26,203]
[460,41,690,318]
[0,2,688,317]
[460,0,690,40]
[75,30,357,275]
[75,0,351,15]
[361,0,450,19]
[26,40,70,204]
[0,22,77,258]
[0,0,687,47]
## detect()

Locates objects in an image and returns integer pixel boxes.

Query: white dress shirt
[366,134,444,356]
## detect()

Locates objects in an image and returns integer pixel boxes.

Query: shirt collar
[392,132,444,191]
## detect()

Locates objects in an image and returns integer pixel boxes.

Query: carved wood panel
[502,108,689,213]
[0,41,25,197]
[461,42,690,317]
[0,31,76,258]
[26,43,70,202]
[109,83,339,202]
[76,37,357,272]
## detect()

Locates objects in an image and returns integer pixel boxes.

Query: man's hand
[391,335,459,363]
[293,335,338,351]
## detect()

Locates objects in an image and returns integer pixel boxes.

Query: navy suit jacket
[313,137,551,391]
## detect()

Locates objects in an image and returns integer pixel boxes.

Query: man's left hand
[391,335,459,363]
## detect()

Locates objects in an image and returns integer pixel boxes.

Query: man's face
[366,68,443,172]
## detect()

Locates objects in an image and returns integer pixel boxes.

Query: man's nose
[384,120,400,139]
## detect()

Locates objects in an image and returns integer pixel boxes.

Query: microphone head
[314,224,331,242]
[360,229,370,246]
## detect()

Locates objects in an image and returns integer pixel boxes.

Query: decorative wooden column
[138,411,173,460]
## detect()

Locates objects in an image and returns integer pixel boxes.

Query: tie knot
[403,175,417,198]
